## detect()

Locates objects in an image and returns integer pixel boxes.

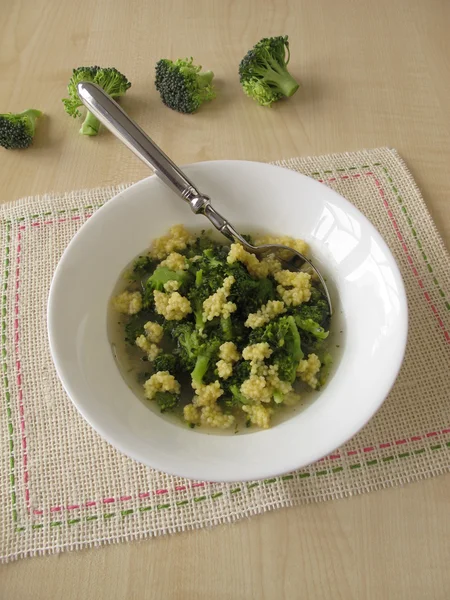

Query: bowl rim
[48,159,409,481]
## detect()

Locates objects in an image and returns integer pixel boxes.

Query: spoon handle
[77,82,260,249]
[77,82,207,210]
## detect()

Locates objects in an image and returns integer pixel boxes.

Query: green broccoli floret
[318,352,333,388]
[230,267,275,315]
[250,315,303,383]
[153,353,179,375]
[0,110,42,150]
[228,384,251,406]
[62,66,131,135]
[219,361,252,410]
[167,320,221,386]
[130,255,157,279]
[294,316,329,340]
[220,316,234,341]
[185,231,217,256]
[191,337,221,386]
[155,58,216,114]
[124,313,148,344]
[239,35,299,107]
[293,297,330,329]
[168,322,201,371]
[155,391,179,413]
[186,247,228,329]
[146,266,188,292]
[143,266,189,307]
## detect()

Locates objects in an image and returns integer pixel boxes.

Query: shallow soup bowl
[48,160,408,482]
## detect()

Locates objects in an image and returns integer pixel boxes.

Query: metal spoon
[77,82,332,314]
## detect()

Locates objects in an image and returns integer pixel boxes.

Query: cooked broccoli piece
[230,267,275,315]
[62,67,131,136]
[155,391,179,413]
[0,109,42,150]
[293,297,330,329]
[220,316,234,341]
[166,320,221,386]
[191,337,221,386]
[186,247,227,329]
[143,266,190,307]
[228,384,251,406]
[146,266,188,292]
[219,361,251,408]
[239,35,299,107]
[131,255,157,279]
[155,58,216,114]
[185,231,217,256]
[250,315,303,383]
[294,317,329,340]
[153,353,179,375]
[318,352,333,388]
[168,322,201,371]
[124,313,147,344]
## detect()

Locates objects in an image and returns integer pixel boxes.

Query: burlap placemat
[1,147,449,563]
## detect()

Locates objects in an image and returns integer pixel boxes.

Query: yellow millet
[274,270,312,306]
[200,405,235,429]
[297,353,321,389]
[135,335,161,361]
[260,254,283,275]
[112,291,142,315]
[163,280,181,292]
[240,375,273,403]
[183,403,201,425]
[143,321,164,344]
[143,371,180,400]
[159,252,188,271]
[227,243,269,278]
[202,276,237,321]
[153,290,192,320]
[219,342,240,363]
[216,359,233,380]
[253,234,308,259]
[192,381,224,407]
[150,225,193,259]
[240,362,293,404]
[242,342,273,362]
[242,403,273,429]
[245,300,286,329]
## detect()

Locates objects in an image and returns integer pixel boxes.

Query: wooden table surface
[1,0,450,598]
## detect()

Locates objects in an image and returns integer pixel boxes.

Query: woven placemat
[1,147,449,563]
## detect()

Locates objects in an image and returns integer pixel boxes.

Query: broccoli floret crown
[62,66,131,135]
[153,353,179,375]
[155,391,179,413]
[0,109,42,150]
[146,266,188,292]
[155,58,216,114]
[238,35,299,106]
[250,315,303,383]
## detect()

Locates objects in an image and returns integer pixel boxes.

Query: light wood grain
[1,0,450,598]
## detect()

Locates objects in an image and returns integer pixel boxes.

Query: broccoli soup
[108,225,338,434]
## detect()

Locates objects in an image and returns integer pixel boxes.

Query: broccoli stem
[229,384,250,405]
[262,58,299,97]
[21,109,43,133]
[195,310,205,331]
[197,71,214,88]
[273,390,285,404]
[191,354,210,386]
[220,316,233,341]
[80,111,100,136]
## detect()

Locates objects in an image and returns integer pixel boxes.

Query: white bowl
[48,160,408,482]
